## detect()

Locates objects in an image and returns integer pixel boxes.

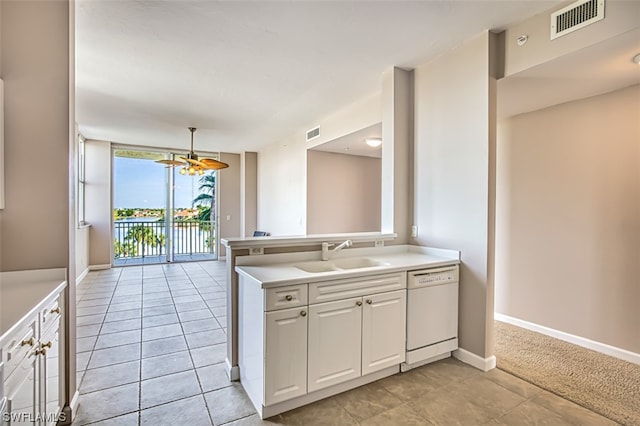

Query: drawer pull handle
[50,307,61,314]
[300,310,307,317]
[285,295,293,301]
[41,341,53,349]
[366,299,373,305]
[356,301,362,306]
[21,337,35,347]
[36,348,47,356]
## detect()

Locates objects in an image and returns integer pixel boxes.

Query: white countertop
[0,268,67,338]
[235,245,459,288]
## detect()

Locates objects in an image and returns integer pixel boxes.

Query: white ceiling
[311,123,383,158]
[498,27,640,119]
[76,0,563,153]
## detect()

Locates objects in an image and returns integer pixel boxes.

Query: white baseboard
[88,264,111,271]
[495,313,640,366]
[75,268,89,286]
[453,348,496,372]
[225,358,240,381]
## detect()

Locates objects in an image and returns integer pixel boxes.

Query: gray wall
[307,151,381,234]
[495,85,640,354]
[241,152,258,237]
[219,153,241,256]
[0,0,72,272]
[413,32,497,359]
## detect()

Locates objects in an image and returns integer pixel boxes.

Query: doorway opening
[112,148,219,266]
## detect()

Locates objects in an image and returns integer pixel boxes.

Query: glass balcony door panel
[172,161,217,261]
[113,149,169,266]
[112,149,219,265]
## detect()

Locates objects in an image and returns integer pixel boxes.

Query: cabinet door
[362,290,406,376]
[40,327,61,426]
[264,307,308,406]
[3,351,39,425]
[308,298,362,392]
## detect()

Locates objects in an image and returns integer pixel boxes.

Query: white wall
[85,140,112,267]
[258,93,382,236]
[75,225,90,281]
[307,151,381,234]
[414,32,497,359]
[495,86,640,354]
[257,135,307,236]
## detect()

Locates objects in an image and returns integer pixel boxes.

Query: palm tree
[193,172,216,253]
[125,225,158,258]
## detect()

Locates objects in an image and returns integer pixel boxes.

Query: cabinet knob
[21,337,35,347]
[300,310,307,317]
[41,341,53,349]
[35,348,47,356]
[285,295,293,301]
[356,301,362,306]
[366,299,373,305]
[50,307,61,314]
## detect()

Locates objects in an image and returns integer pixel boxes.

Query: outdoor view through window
[113,149,218,265]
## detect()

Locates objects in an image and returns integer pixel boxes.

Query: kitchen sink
[294,257,388,273]
[333,257,387,269]
[294,261,339,273]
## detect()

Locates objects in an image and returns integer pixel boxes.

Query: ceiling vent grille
[306,126,320,142]
[550,0,604,40]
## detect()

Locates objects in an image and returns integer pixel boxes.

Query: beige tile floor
[73,261,616,426]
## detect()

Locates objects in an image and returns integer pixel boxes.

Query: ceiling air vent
[306,126,320,142]
[550,0,604,40]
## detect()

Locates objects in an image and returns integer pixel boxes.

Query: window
[77,134,86,225]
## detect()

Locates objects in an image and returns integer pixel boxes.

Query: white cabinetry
[308,298,362,392]
[238,271,406,419]
[308,289,406,392]
[264,306,307,405]
[361,290,406,375]
[0,270,66,426]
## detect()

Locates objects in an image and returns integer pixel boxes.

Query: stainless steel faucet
[321,239,352,261]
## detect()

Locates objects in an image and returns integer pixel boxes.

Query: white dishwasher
[403,265,459,371]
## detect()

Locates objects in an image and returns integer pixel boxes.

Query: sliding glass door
[113,148,218,266]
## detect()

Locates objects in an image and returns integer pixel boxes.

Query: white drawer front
[265,284,308,311]
[1,322,37,380]
[41,298,62,334]
[309,273,406,304]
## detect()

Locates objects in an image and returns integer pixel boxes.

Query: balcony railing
[114,220,216,260]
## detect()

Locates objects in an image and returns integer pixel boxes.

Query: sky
[113,157,205,208]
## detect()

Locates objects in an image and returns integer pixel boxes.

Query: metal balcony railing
[114,220,216,260]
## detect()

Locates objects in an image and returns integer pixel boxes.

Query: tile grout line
[163,263,216,425]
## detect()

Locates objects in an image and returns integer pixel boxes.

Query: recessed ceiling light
[365,138,382,147]
[633,53,640,65]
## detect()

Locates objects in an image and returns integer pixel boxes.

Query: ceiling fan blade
[201,158,230,170]
[182,157,207,168]
[155,159,185,166]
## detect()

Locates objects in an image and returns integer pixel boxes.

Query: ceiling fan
[155,127,229,175]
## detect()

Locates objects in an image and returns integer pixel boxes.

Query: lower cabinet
[308,290,406,392]
[264,307,308,406]
[1,292,64,426]
[308,298,362,392]
[238,271,407,418]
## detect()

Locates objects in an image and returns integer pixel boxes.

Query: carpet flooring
[494,320,640,425]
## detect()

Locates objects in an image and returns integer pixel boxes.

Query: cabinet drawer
[41,298,62,334]
[1,321,37,380]
[265,284,308,311]
[309,272,406,304]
